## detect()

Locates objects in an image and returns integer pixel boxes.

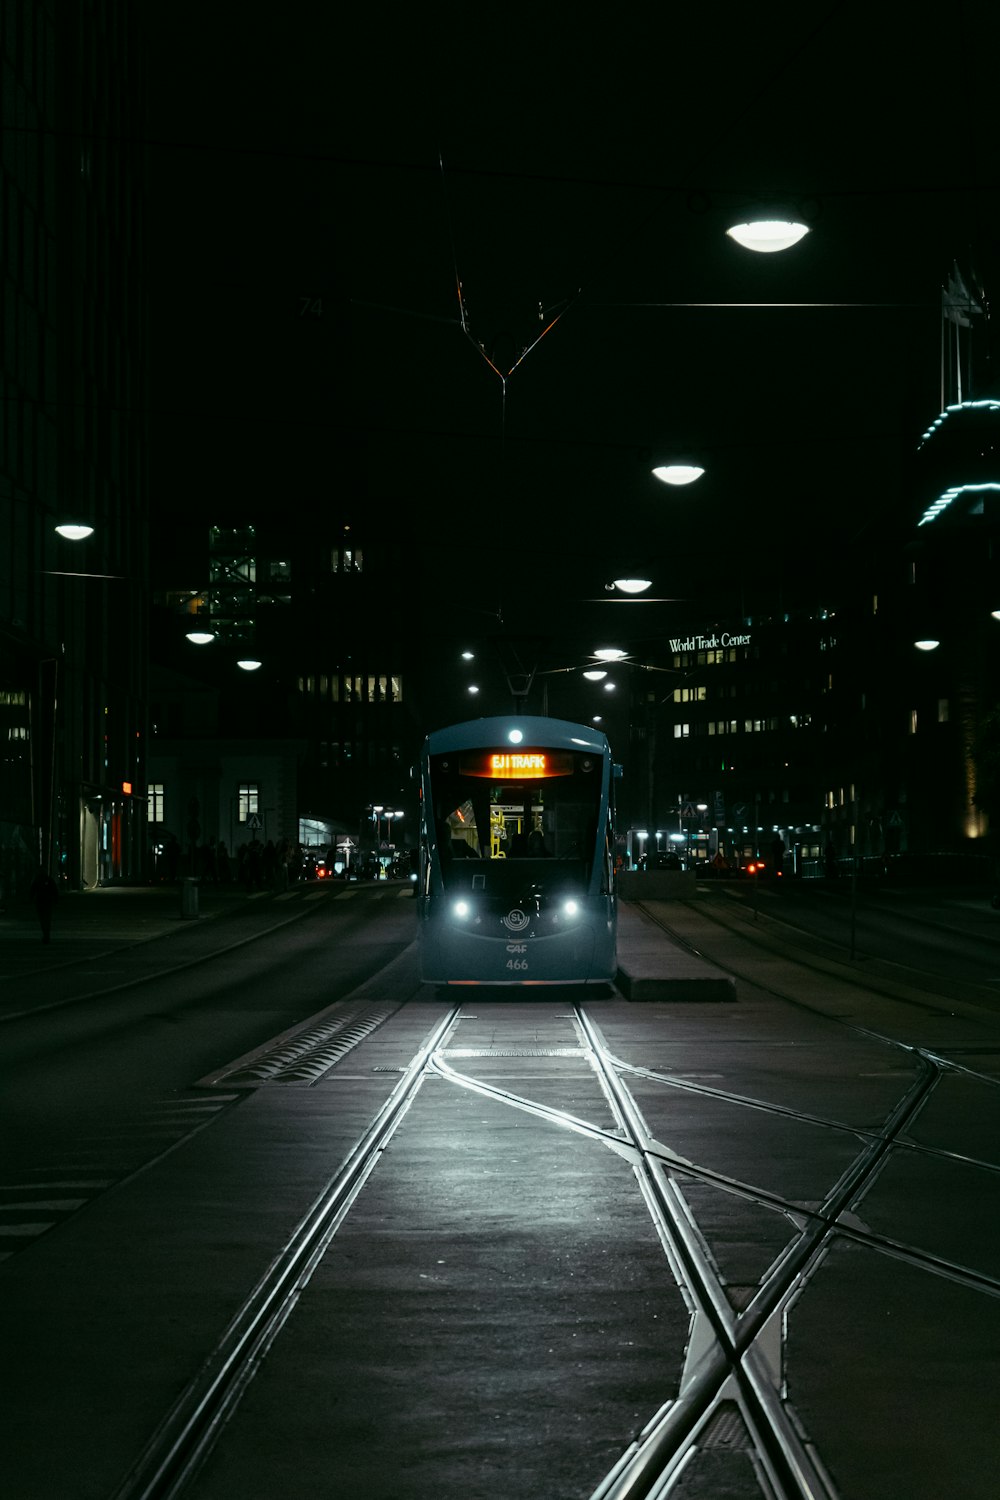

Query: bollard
[180,876,200,919]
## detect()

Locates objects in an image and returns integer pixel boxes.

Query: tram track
[580,900,1000,1496]
[102,967,1000,1500]
[429,1004,963,1498]
[17,892,1000,1500]
[577,1005,938,1500]
[110,1005,462,1500]
[0,889,347,1023]
[647,891,1000,1018]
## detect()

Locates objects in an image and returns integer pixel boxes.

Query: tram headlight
[562,899,580,918]
[453,900,471,919]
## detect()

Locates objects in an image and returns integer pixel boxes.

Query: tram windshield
[429,746,603,885]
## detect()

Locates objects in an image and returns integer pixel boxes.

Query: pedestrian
[244,836,264,891]
[29,865,59,943]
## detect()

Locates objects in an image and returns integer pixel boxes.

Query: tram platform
[615,900,736,1000]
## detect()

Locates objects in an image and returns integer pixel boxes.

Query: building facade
[1,5,149,895]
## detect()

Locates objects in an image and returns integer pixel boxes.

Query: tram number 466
[506,943,529,972]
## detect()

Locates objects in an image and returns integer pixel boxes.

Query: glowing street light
[725,215,810,253]
[612,577,652,594]
[54,522,95,540]
[652,464,705,486]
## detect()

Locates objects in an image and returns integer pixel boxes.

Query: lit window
[238,783,260,822]
[938,698,949,723]
[147,784,165,823]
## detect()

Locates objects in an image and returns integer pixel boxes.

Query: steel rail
[575,1004,940,1500]
[1,890,349,1023]
[109,1004,462,1500]
[647,895,1000,1018]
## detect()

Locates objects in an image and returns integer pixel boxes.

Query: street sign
[247,814,261,831]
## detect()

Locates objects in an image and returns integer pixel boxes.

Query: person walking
[29,866,59,943]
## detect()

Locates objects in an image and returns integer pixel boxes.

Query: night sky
[141,5,1000,655]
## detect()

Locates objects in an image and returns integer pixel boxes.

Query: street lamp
[635,829,648,868]
[611,578,652,594]
[652,464,704,486]
[725,209,810,253]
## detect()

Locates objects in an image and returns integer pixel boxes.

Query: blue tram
[416,716,619,985]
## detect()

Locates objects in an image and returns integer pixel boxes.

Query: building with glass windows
[0,5,149,894]
[149,513,421,871]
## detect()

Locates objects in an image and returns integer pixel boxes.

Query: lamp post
[384,809,404,857]
[43,521,145,888]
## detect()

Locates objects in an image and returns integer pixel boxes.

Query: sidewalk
[0,880,301,973]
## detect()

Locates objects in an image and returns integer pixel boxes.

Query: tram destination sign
[460,750,575,779]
